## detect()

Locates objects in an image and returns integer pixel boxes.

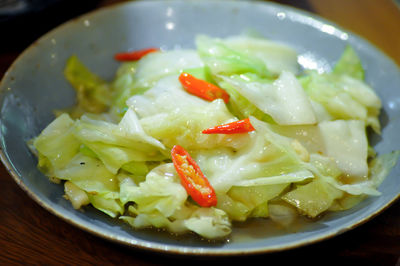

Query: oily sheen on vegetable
[30,35,399,240]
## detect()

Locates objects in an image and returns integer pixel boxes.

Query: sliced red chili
[202,118,255,134]
[171,145,217,207]
[114,48,158,61]
[178,72,230,103]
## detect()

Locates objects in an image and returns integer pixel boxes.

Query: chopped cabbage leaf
[72,110,166,173]
[196,35,271,77]
[54,153,119,197]
[79,144,98,158]
[309,99,334,123]
[120,209,188,234]
[183,207,232,239]
[274,120,370,180]
[223,35,299,75]
[215,183,289,222]
[128,75,250,150]
[33,113,80,171]
[121,205,231,239]
[182,66,215,83]
[324,150,400,196]
[127,75,210,118]
[216,193,252,221]
[268,202,298,227]
[119,163,187,217]
[194,117,314,194]
[111,50,203,116]
[120,164,231,238]
[333,45,364,80]
[64,55,111,114]
[270,124,323,154]
[218,77,276,124]
[328,194,366,212]
[64,181,90,209]
[111,61,140,116]
[228,184,288,219]
[120,161,149,178]
[303,71,381,132]
[369,150,400,187]
[88,194,124,218]
[133,49,204,91]
[219,71,316,125]
[282,178,344,218]
[318,120,368,178]
[233,170,314,187]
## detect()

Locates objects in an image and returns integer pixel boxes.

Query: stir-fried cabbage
[219,71,316,125]
[30,34,398,240]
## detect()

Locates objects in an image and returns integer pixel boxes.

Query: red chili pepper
[202,118,255,134]
[178,72,230,103]
[114,48,159,61]
[171,145,217,207]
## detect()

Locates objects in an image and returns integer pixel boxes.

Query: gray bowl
[1,0,400,256]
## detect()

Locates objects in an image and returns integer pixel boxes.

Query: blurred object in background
[269,0,313,11]
[0,0,101,51]
[269,0,400,64]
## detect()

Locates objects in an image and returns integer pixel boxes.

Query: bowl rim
[1,0,400,256]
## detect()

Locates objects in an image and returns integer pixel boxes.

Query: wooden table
[1,0,399,264]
